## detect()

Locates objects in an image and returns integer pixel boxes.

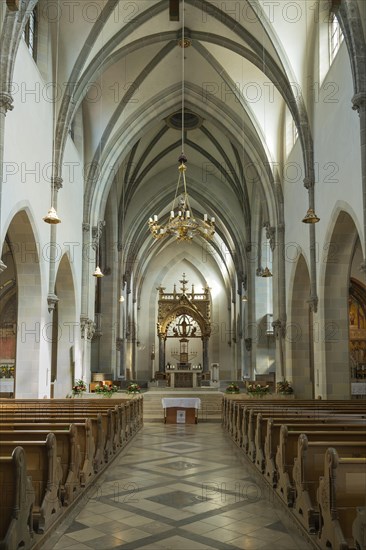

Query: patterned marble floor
[41,424,314,550]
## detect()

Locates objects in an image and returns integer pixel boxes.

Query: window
[329,13,343,64]
[22,8,38,61]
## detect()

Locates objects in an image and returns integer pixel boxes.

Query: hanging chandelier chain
[51,0,60,206]
[147,0,215,243]
[181,0,185,154]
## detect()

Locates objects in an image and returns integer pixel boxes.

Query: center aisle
[42,424,313,550]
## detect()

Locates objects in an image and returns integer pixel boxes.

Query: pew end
[353,507,366,550]
[317,448,366,550]
[0,446,35,550]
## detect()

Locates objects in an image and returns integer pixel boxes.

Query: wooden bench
[0,434,63,534]
[352,507,366,550]
[275,425,366,507]
[292,433,366,533]
[0,420,95,487]
[233,403,365,454]
[317,448,366,550]
[0,425,81,506]
[0,446,34,550]
[263,419,366,488]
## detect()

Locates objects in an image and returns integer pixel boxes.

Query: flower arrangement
[126,382,141,394]
[95,383,118,397]
[276,379,294,394]
[246,383,270,397]
[225,382,240,394]
[72,379,87,396]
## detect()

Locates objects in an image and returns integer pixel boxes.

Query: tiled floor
[41,424,314,549]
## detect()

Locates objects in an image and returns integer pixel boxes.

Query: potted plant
[72,379,87,397]
[126,382,141,394]
[276,379,294,395]
[95,383,118,398]
[225,382,240,394]
[246,383,270,397]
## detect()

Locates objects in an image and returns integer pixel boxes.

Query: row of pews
[222,396,366,550]
[0,396,143,550]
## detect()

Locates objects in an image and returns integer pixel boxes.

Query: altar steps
[142,390,223,423]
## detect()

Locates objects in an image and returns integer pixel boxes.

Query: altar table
[162,397,201,424]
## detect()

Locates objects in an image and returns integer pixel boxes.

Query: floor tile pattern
[41,424,314,549]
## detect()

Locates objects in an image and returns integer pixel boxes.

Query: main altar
[155,274,212,386]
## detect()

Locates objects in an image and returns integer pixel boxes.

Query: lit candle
[186,210,190,218]
[211,217,215,223]
[170,211,174,218]
[149,217,153,223]
[178,210,182,217]
[153,215,158,222]
[204,214,207,222]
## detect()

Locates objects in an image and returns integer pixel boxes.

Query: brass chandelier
[148,0,215,243]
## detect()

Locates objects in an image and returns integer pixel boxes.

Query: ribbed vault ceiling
[49,0,316,287]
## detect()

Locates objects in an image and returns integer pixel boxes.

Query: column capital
[52,176,63,191]
[303,177,314,190]
[263,221,276,250]
[116,337,123,351]
[352,92,366,114]
[47,293,59,313]
[272,318,285,340]
[82,222,90,232]
[307,295,318,313]
[80,315,96,340]
[0,92,14,114]
[359,260,366,275]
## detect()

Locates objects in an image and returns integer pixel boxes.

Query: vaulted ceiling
[50,0,316,286]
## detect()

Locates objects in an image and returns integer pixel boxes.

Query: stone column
[272,319,285,381]
[0,92,14,272]
[80,223,93,380]
[202,336,209,372]
[80,316,95,384]
[244,338,252,379]
[352,93,366,274]
[47,176,63,313]
[303,178,319,313]
[158,334,165,372]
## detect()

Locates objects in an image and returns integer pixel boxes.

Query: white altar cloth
[162,398,201,409]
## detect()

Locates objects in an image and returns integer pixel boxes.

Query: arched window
[22,7,38,61]
[329,13,343,64]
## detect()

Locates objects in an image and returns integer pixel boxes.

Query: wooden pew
[317,448,366,550]
[0,446,34,550]
[0,425,81,506]
[1,410,114,467]
[263,419,366,488]
[234,403,365,457]
[352,507,366,550]
[275,425,366,507]
[292,433,366,533]
[223,397,366,441]
[0,420,95,487]
[0,434,63,533]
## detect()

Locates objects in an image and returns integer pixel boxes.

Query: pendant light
[43,0,61,224]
